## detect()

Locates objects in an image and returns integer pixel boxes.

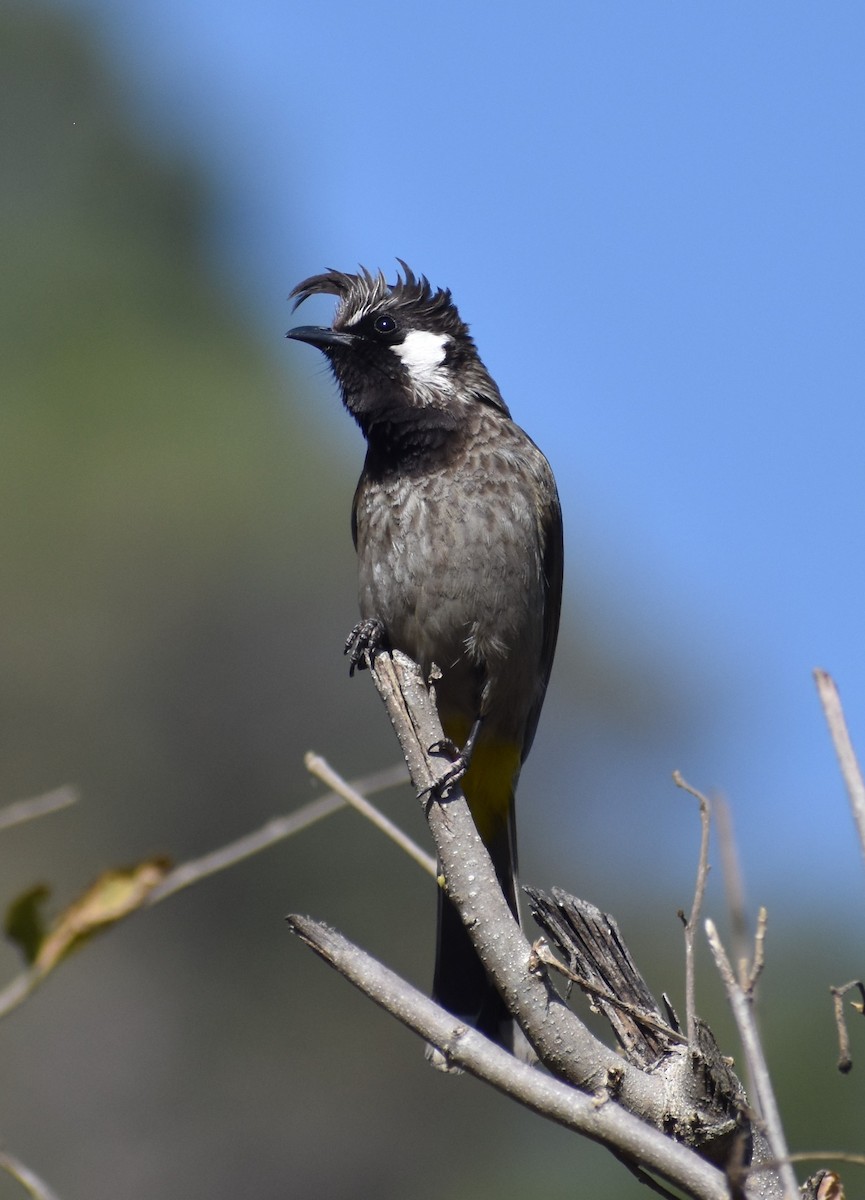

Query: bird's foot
[429,752,472,799]
[344,618,386,676]
[425,719,481,797]
[428,735,465,768]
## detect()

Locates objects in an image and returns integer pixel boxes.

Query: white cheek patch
[390,330,450,381]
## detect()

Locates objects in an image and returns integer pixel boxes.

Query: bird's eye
[373,314,398,335]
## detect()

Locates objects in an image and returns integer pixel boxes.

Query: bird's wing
[521,462,564,763]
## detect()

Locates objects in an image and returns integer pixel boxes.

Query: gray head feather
[290,261,465,337]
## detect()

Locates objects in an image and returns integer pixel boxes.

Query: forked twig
[705,918,798,1200]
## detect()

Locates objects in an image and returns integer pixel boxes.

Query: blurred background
[1,1,864,1196]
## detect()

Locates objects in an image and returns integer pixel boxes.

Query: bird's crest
[290,261,463,335]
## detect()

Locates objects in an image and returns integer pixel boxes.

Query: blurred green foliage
[0,4,358,843]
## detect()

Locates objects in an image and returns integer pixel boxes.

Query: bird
[286,263,563,1053]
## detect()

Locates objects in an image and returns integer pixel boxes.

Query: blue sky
[73,0,865,906]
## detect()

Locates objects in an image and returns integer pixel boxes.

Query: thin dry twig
[705,918,798,1200]
[814,669,865,870]
[147,762,407,905]
[830,979,865,1074]
[673,771,712,1046]
[0,1150,62,1200]
[0,787,79,834]
[746,908,768,994]
[304,752,434,877]
[787,1150,864,1168]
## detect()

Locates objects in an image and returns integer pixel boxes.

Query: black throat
[360,404,463,479]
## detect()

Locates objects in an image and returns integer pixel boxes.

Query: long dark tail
[431,802,521,1050]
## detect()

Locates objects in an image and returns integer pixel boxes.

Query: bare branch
[304,752,434,877]
[814,669,865,869]
[830,979,865,1074]
[0,787,78,833]
[790,1151,865,1167]
[705,919,798,1200]
[673,771,712,1045]
[365,650,665,1115]
[287,913,732,1200]
[352,649,793,1198]
[0,1150,62,1200]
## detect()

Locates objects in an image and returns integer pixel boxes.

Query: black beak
[286,325,357,350]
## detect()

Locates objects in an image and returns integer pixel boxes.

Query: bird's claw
[423,737,470,798]
[344,618,386,676]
